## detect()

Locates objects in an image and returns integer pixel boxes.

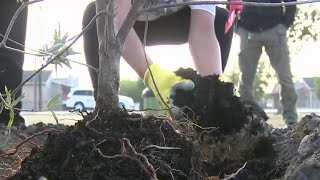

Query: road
[21,111,83,126]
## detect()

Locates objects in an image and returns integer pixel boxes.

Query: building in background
[22,70,78,111]
[268,77,320,110]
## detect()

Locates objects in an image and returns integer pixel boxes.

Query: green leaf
[44,44,49,52]
[45,95,60,110]
[50,110,59,125]
[11,94,25,107]
[61,33,69,44]
[4,86,8,94]
[54,29,60,42]
[7,110,14,129]
[67,48,80,56]
[61,58,71,68]
[47,43,64,54]
[5,86,11,104]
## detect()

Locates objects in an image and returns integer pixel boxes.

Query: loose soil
[1,68,320,180]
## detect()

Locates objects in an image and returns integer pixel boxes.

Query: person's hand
[144,64,194,118]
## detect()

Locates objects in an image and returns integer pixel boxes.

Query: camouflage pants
[238,24,298,124]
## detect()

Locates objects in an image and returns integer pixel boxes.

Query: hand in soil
[144,64,195,118]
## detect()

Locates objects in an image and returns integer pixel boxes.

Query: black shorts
[82,2,234,92]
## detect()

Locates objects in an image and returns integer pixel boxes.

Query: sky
[23,0,320,88]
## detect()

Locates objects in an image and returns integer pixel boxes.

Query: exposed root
[141,144,181,151]
[0,128,61,157]
[224,162,247,179]
[96,138,158,180]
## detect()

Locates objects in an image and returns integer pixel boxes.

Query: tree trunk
[95,0,121,110]
[94,0,144,111]
[96,44,121,110]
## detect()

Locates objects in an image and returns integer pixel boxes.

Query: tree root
[0,128,61,157]
[96,138,158,180]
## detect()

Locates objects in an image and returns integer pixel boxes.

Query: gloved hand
[144,64,194,118]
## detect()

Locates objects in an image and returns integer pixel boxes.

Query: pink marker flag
[225,0,243,34]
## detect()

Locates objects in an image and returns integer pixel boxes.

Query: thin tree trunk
[94,0,144,111]
[95,0,120,110]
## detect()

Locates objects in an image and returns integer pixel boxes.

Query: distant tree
[252,61,272,102]
[314,77,320,99]
[224,64,240,88]
[288,6,320,53]
[120,79,146,104]
[225,59,272,103]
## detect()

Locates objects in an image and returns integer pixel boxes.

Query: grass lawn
[267,112,311,128]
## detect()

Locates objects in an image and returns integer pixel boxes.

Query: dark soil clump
[174,68,248,134]
[10,111,206,180]
[0,122,68,178]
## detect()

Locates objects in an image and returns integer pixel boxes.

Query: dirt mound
[4,69,320,180]
[0,122,68,179]
[9,111,208,179]
[273,113,320,180]
[8,69,259,180]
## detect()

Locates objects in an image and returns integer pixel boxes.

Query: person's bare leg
[115,0,152,78]
[189,9,222,76]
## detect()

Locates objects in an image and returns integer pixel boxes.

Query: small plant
[39,28,80,70]
[0,86,24,129]
[43,95,61,125]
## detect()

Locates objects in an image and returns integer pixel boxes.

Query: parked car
[64,88,134,111]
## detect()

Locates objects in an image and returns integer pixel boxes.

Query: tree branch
[0,128,61,157]
[11,9,108,97]
[117,0,145,47]
[95,0,108,55]
[106,0,115,51]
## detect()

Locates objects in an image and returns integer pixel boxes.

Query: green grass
[267,112,311,128]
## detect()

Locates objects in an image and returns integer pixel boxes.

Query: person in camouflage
[83,1,235,114]
[237,0,297,125]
